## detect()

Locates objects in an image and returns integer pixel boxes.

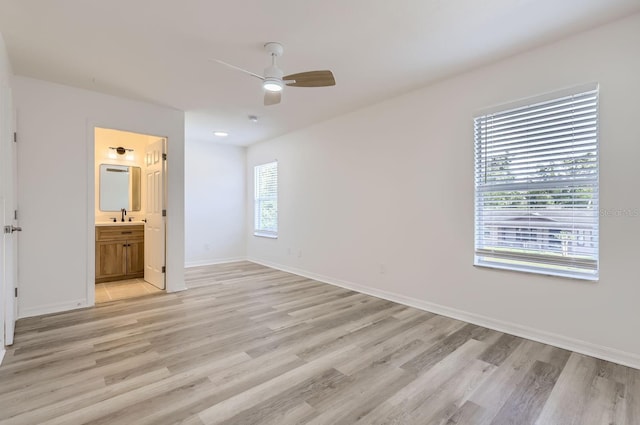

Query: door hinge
[14,288,18,298]
[162,209,166,217]
[162,266,166,273]
[14,210,18,220]
[13,132,17,143]
[162,153,167,160]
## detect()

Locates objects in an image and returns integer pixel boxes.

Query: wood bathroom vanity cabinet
[95,224,144,283]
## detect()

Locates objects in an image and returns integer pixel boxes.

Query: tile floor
[95,278,163,303]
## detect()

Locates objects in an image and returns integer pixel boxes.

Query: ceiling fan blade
[264,91,281,106]
[213,59,264,80]
[284,70,335,87]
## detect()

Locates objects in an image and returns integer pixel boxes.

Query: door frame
[1,194,4,360]
[86,123,168,305]
[1,83,16,355]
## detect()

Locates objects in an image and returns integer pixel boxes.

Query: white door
[144,138,166,289]
[2,85,17,346]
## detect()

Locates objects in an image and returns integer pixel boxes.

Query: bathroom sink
[95,221,145,226]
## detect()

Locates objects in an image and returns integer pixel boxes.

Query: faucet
[121,208,127,222]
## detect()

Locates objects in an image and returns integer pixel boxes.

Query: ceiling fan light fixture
[214,42,335,106]
[263,79,283,92]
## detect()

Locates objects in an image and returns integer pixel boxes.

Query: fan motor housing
[264,64,283,80]
[264,42,284,57]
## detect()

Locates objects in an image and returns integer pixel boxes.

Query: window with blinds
[474,85,599,280]
[254,161,278,237]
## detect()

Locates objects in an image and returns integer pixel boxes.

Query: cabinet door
[96,241,126,280]
[126,239,145,276]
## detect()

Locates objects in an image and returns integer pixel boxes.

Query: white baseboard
[248,257,640,370]
[19,299,88,319]
[185,257,248,268]
[0,348,5,366]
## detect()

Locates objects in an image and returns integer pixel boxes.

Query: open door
[144,138,166,289]
[2,85,17,346]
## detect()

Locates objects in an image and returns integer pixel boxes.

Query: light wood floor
[0,261,638,424]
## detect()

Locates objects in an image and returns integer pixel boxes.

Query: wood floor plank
[39,352,248,425]
[0,261,638,425]
[534,353,599,425]
[579,376,624,425]
[336,315,465,376]
[490,360,563,425]
[404,359,496,424]
[0,368,173,424]
[216,368,345,425]
[0,375,106,419]
[446,400,486,424]
[626,369,640,425]
[196,344,362,424]
[356,339,490,425]
[123,352,305,425]
[400,323,487,374]
[479,334,524,367]
[466,339,548,424]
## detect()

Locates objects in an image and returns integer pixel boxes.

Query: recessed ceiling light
[213,131,228,137]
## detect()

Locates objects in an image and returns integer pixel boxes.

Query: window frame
[253,161,278,238]
[473,84,599,281]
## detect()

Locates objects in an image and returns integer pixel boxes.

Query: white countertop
[95,221,145,227]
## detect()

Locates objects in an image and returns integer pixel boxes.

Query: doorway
[93,127,167,303]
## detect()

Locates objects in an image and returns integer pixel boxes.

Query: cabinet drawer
[96,225,144,241]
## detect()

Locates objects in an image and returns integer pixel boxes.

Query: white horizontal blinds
[474,88,599,279]
[254,161,278,236]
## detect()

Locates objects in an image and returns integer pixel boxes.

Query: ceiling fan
[215,42,336,106]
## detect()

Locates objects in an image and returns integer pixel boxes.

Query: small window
[474,85,599,280]
[254,161,278,238]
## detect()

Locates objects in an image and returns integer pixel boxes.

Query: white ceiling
[0,0,638,146]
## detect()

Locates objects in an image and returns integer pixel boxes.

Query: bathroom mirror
[99,164,141,211]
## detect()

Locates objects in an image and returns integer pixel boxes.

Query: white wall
[185,140,246,266]
[247,14,640,367]
[14,77,186,318]
[0,32,13,357]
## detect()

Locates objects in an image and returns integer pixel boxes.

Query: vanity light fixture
[213,131,229,137]
[109,146,134,160]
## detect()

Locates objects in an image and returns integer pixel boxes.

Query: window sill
[473,259,598,282]
[254,232,278,239]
